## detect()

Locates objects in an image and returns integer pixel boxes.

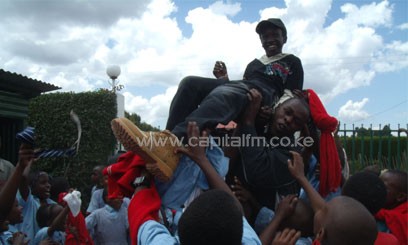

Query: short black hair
[50,176,70,202]
[178,190,243,245]
[36,204,59,228]
[342,171,386,214]
[28,171,49,189]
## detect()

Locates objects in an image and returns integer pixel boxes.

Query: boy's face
[380,172,403,209]
[107,198,123,211]
[33,174,51,200]
[91,167,102,185]
[270,99,309,137]
[259,27,287,57]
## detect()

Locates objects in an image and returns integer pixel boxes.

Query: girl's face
[6,199,23,225]
[33,174,51,200]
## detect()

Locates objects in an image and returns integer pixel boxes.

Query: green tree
[125,111,159,131]
[355,127,368,137]
[381,125,392,137]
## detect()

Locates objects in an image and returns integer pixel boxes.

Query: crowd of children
[0,18,407,245]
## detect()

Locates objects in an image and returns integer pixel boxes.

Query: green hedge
[27,90,117,206]
[340,136,408,172]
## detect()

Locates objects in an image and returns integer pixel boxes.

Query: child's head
[342,171,386,214]
[102,188,122,211]
[279,199,314,237]
[6,199,23,225]
[50,176,70,202]
[29,171,51,200]
[0,183,23,226]
[36,204,65,231]
[380,169,407,209]
[91,165,104,187]
[270,97,310,137]
[178,189,243,245]
[314,196,377,245]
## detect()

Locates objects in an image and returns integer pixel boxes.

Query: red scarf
[65,212,94,245]
[375,202,408,245]
[58,192,93,245]
[103,151,146,199]
[128,185,161,245]
[307,89,342,197]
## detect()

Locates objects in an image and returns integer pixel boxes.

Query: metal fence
[337,123,408,173]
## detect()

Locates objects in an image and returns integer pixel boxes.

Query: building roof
[0,69,60,98]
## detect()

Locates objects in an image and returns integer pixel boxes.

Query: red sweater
[375,202,408,245]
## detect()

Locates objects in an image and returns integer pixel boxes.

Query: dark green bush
[28,90,117,207]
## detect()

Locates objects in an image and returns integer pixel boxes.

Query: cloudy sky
[1,0,407,131]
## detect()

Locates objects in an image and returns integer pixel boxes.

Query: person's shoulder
[0,158,15,171]
[138,220,179,245]
[34,227,48,238]
[242,217,262,245]
[281,53,301,61]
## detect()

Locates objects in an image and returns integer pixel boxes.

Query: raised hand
[287,151,305,181]
[271,228,301,245]
[241,88,262,125]
[175,121,208,165]
[213,61,228,79]
[275,195,298,220]
[18,144,36,169]
[231,176,253,203]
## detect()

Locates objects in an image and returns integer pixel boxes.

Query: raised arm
[176,122,235,199]
[18,144,35,201]
[259,195,299,245]
[0,144,35,219]
[47,206,69,237]
[287,151,326,212]
[213,61,229,80]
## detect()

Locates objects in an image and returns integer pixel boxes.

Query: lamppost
[106,65,125,118]
[106,65,125,152]
[106,65,122,92]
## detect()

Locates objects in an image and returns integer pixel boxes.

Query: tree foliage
[354,125,393,137]
[125,111,159,131]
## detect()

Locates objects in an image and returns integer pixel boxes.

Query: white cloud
[209,1,241,17]
[338,98,370,123]
[1,0,406,128]
[397,23,408,30]
[123,86,177,128]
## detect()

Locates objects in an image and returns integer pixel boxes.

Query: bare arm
[18,144,35,201]
[47,206,69,237]
[0,145,35,219]
[259,195,298,245]
[176,121,242,212]
[287,151,326,212]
